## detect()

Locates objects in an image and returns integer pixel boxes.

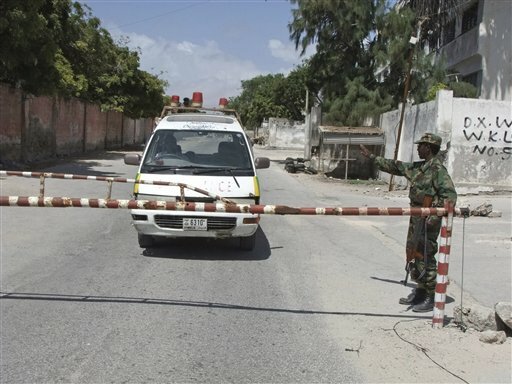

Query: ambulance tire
[239,233,256,251]
[138,234,155,248]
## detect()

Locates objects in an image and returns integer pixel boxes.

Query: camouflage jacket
[374,155,457,207]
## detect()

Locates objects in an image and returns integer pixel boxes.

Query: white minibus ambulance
[124,93,270,250]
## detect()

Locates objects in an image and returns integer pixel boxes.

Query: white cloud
[107,27,316,107]
[123,33,261,106]
[268,39,314,62]
[268,39,299,63]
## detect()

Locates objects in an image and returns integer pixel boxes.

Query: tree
[289,0,393,125]
[289,0,379,98]
[229,69,309,129]
[288,0,460,125]
[0,0,166,118]
[0,0,69,93]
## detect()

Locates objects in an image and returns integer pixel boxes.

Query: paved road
[256,146,512,309]
[1,148,510,383]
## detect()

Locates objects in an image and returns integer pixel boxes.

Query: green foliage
[427,83,448,101]
[54,50,88,96]
[0,0,166,118]
[323,77,392,126]
[229,68,308,129]
[0,0,65,93]
[289,0,380,102]
[283,0,459,126]
[449,81,478,98]
[426,80,477,101]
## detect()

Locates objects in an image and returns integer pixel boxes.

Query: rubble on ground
[479,330,507,344]
[453,302,512,343]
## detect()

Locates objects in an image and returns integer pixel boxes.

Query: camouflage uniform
[372,134,457,296]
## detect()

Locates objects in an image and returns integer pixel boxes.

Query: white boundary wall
[379,90,512,192]
[267,118,305,149]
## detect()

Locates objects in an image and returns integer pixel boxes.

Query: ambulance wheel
[138,234,155,248]
[240,233,256,251]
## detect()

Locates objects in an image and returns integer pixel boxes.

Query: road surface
[1,148,510,383]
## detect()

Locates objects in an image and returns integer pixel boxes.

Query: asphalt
[2,145,510,310]
[254,145,512,310]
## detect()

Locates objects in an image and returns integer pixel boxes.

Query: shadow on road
[370,276,456,304]
[142,227,271,261]
[36,151,128,178]
[0,291,432,320]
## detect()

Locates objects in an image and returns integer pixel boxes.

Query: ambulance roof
[154,112,244,132]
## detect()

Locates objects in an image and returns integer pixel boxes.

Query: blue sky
[80,0,314,106]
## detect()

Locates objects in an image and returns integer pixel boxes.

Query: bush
[449,81,478,98]
[427,83,448,101]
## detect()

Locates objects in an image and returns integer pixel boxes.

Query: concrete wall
[379,90,511,191]
[54,97,84,157]
[266,118,305,149]
[0,83,153,166]
[0,86,23,162]
[449,97,512,189]
[24,94,56,162]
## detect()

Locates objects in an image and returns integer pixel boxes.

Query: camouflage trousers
[405,215,443,295]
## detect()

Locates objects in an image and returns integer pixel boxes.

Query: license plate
[182,218,207,231]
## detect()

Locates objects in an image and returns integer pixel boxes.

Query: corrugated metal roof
[318,126,383,135]
[318,126,385,145]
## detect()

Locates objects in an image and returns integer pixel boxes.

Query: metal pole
[432,201,455,328]
[389,44,415,191]
[0,196,468,218]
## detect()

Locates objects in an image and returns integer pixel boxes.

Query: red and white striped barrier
[1,168,471,329]
[0,195,470,328]
[0,195,466,217]
[0,170,232,203]
[432,202,455,328]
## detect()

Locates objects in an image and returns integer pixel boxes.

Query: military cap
[414,132,442,146]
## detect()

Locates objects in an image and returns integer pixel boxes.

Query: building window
[461,2,479,34]
[442,19,456,45]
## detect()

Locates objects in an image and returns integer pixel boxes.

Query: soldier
[360,133,457,312]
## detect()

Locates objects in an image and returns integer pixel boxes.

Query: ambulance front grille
[154,215,237,230]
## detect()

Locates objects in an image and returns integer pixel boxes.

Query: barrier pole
[39,174,45,198]
[0,196,458,216]
[432,202,454,328]
[0,171,234,203]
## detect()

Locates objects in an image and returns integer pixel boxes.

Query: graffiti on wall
[463,116,512,160]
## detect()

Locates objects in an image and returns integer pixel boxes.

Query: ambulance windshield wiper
[192,167,246,187]
[145,165,209,173]
[145,165,178,173]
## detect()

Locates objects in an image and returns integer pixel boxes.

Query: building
[428,0,511,101]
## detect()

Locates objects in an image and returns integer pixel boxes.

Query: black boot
[399,289,426,305]
[412,294,435,312]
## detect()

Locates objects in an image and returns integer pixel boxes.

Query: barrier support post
[107,180,113,199]
[432,202,454,328]
[39,174,46,198]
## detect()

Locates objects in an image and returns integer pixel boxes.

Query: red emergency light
[218,98,228,109]
[191,92,203,107]
[169,95,180,107]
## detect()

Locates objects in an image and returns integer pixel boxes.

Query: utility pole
[388,15,428,191]
[388,35,418,192]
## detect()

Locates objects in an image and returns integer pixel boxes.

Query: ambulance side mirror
[255,157,270,169]
[124,153,141,165]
